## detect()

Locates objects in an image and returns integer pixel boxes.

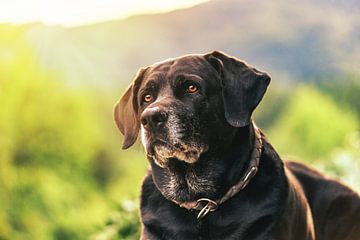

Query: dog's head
[114,51,270,167]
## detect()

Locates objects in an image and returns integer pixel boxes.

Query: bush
[0,25,118,240]
[91,200,140,240]
[267,84,360,191]
[268,84,358,160]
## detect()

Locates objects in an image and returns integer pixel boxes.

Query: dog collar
[174,121,263,219]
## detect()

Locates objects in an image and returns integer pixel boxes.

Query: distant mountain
[21,0,360,88]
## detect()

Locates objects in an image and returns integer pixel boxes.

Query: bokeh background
[1,0,359,239]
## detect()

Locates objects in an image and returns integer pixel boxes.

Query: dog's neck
[222,123,256,188]
[149,122,258,205]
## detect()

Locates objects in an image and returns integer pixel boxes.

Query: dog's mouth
[148,139,208,167]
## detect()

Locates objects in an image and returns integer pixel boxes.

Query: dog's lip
[152,138,182,151]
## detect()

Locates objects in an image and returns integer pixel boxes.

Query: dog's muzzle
[140,107,208,167]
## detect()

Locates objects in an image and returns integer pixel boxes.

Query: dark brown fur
[114,51,360,239]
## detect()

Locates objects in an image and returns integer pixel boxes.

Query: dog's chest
[140,175,275,240]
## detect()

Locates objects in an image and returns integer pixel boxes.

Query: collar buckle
[195,198,218,219]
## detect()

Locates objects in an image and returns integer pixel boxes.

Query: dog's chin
[149,142,208,168]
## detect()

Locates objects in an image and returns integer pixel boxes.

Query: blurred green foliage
[268,85,358,159]
[267,85,360,191]
[91,201,140,240]
[0,25,146,240]
[0,25,359,240]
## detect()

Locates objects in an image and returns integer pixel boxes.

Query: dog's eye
[186,84,199,94]
[143,94,153,103]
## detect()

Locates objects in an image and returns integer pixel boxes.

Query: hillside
[18,0,360,88]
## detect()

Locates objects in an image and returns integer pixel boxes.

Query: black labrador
[114,51,360,240]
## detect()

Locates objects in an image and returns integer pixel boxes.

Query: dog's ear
[114,67,148,149]
[205,51,271,127]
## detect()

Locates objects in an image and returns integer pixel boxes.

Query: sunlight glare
[0,0,208,26]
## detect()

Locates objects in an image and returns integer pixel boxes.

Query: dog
[114,51,360,239]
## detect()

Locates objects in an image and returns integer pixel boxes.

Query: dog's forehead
[142,55,212,84]
[152,54,206,70]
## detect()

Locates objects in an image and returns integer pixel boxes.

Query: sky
[0,0,208,26]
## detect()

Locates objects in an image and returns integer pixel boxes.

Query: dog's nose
[141,107,168,130]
